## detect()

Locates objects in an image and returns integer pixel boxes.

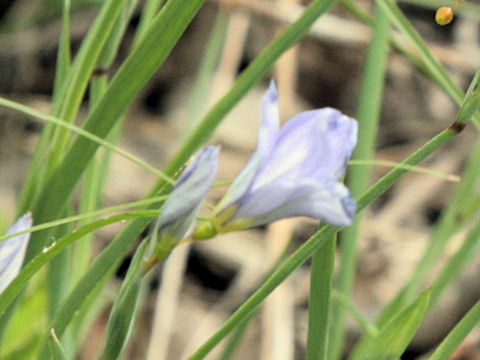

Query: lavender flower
[194,81,357,239]
[0,212,32,294]
[155,146,219,258]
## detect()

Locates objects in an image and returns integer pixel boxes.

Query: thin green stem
[135,0,165,44]
[217,318,252,360]
[188,226,339,360]
[427,300,480,360]
[377,0,480,129]
[332,291,379,338]
[52,0,71,104]
[47,0,127,173]
[185,8,229,134]
[35,213,158,359]
[72,0,139,288]
[343,0,480,129]
[348,159,459,182]
[0,196,167,244]
[0,97,173,183]
[330,5,390,358]
[218,235,295,360]
[429,217,480,306]
[373,135,480,329]
[0,211,159,318]
[47,209,72,318]
[307,235,336,360]
[349,69,480,357]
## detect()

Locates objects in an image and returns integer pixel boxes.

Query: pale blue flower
[195,81,357,238]
[0,212,32,294]
[155,146,219,258]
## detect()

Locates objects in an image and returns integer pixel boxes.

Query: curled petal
[230,180,355,228]
[215,82,281,212]
[0,212,32,294]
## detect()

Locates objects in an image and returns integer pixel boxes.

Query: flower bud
[154,146,219,258]
[0,212,32,294]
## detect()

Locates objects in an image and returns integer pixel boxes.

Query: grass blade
[427,300,480,360]
[48,330,67,360]
[100,241,146,360]
[330,5,390,358]
[350,291,431,360]
[27,0,205,261]
[306,235,336,360]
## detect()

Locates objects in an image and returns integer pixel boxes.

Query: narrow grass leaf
[100,241,146,360]
[354,71,480,338]
[306,235,336,360]
[135,0,166,43]
[0,196,166,244]
[162,0,339,182]
[330,5,390,358]
[51,0,125,122]
[332,291,378,338]
[430,219,480,305]
[456,68,480,125]
[0,211,158,317]
[52,0,71,104]
[185,8,229,131]
[28,0,205,261]
[0,97,172,182]
[37,215,160,357]
[376,0,480,128]
[1,285,47,358]
[96,0,139,69]
[428,300,480,360]
[48,329,67,360]
[47,0,128,180]
[350,290,431,360]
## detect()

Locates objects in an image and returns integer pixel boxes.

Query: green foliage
[100,241,146,360]
[428,300,480,360]
[48,330,68,360]
[350,291,431,360]
[1,0,480,358]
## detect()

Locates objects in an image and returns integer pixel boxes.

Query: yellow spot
[436,6,454,25]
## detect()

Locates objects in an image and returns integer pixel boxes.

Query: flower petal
[214,153,261,213]
[258,80,280,157]
[159,146,219,228]
[231,180,355,227]
[251,108,357,191]
[214,81,281,213]
[0,212,32,294]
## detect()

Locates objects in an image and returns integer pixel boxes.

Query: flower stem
[306,235,336,360]
[329,4,390,358]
